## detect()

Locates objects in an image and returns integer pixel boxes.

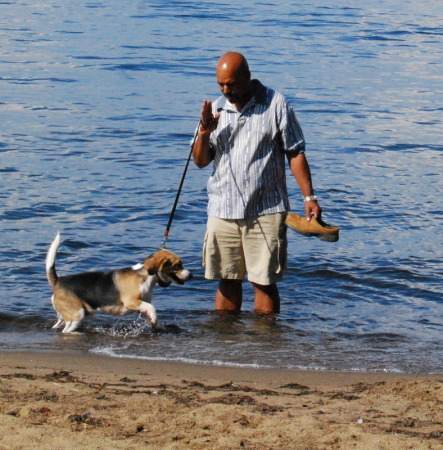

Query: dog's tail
[46,232,61,288]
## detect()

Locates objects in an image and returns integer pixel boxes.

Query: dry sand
[0,351,441,449]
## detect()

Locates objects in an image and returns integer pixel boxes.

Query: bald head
[217,52,250,79]
[216,52,253,110]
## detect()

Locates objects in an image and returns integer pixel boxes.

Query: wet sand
[0,351,441,449]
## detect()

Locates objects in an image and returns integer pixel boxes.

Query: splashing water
[94,315,149,338]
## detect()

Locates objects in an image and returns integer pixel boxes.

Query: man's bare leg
[252,282,280,314]
[215,279,243,311]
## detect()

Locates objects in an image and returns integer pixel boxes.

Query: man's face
[216,68,251,108]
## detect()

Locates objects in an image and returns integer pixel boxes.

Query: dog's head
[142,249,192,287]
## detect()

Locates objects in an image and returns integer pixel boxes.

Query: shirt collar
[251,79,267,104]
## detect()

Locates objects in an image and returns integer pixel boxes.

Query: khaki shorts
[203,213,287,285]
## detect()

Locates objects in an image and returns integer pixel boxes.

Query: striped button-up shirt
[203,80,305,219]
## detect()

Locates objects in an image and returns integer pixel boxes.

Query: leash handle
[161,122,201,249]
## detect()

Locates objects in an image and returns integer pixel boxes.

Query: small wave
[0,167,19,173]
[0,77,77,84]
[0,312,49,330]
[90,347,275,369]
[88,347,410,373]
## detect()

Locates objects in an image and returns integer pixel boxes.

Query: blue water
[1,0,442,373]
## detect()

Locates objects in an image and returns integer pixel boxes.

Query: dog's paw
[138,302,157,326]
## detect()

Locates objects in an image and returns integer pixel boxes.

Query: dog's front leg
[138,301,157,327]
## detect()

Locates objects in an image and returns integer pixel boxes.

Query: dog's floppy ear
[143,253,160,275]
[143,250,179,275]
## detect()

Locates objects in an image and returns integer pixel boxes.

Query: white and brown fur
[45,233,192,333]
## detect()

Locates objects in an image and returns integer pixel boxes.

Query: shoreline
[1,350,442,449]
[1,349,441,386]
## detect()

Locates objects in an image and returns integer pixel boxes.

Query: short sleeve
[279,99,305,154]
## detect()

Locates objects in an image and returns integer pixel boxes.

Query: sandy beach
[0,351,441,449]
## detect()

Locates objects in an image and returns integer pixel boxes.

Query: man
[193,52,322,314]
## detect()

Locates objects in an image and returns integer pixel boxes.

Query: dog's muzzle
[170,270,193,285]
[158,270,192,287]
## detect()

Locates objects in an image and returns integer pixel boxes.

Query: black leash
[161,122,201,249]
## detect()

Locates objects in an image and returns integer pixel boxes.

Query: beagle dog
[45,233,192,334]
